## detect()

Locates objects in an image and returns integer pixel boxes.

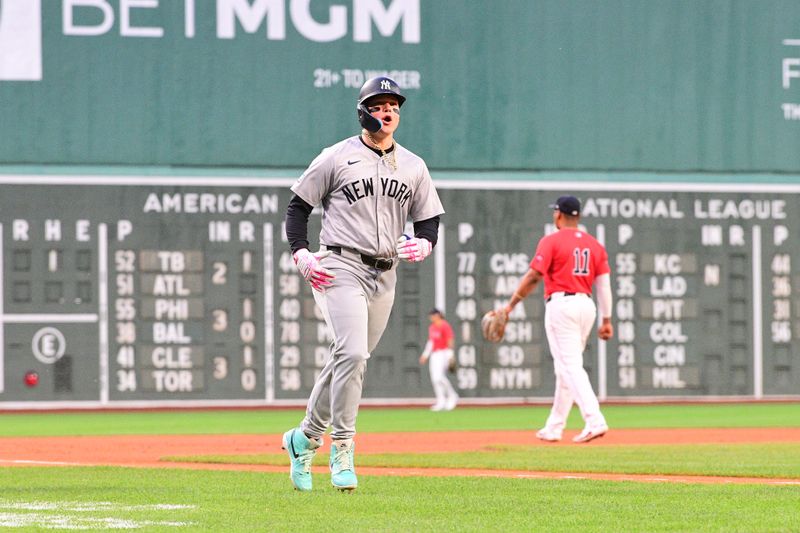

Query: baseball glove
[448,356,457,373]
[481,309,509,343]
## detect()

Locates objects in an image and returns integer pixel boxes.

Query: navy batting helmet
[356,76,405,132]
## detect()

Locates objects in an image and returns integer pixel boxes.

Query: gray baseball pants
[300,250,397,441]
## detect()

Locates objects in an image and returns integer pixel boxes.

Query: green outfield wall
[2,2,800,407]
[1,0,799,172]
[1,174,799,407]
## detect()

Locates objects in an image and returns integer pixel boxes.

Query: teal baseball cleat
[330,439,358,491]
[282,428,321,491]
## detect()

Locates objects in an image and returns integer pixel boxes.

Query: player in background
[419,308,459,411]
[501,196,613,443]
[281,76,445,491]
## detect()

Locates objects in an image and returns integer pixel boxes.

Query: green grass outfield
[1,404,800,532]
[3,467,799,532]
[1,403,799,436]
[170,442,800,479]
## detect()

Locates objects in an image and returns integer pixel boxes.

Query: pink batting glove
[292,249,335,292]
[395,235,432,263]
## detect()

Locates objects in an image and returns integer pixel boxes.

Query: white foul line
[0,459,79,466]
[783,39,800,46]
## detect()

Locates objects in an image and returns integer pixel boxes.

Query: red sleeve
[593,240,610,277]
[529,235,551,274]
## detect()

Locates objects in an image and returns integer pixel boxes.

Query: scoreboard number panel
[1,177,798,406]
[439,187,799,400]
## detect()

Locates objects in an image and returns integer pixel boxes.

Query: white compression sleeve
[595,273,613,318]
[421,340,433,358]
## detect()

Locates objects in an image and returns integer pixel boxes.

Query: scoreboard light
[24,371,39,388]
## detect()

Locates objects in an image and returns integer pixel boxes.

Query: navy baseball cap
[549,196,581,216]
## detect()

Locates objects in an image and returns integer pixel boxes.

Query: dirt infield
[2,428,799,485]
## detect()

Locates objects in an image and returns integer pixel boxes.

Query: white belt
[546,291,589,303]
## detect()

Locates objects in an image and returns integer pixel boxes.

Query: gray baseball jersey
[291,135,445,257]
[292,135,443,442]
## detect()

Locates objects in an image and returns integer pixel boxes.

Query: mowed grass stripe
[165,442,800,479]
[1,466,799,532]
[1,403,799,437]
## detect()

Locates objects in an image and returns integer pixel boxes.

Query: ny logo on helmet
[381,80,392,90]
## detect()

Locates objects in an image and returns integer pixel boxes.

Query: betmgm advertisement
[0,0,419,83]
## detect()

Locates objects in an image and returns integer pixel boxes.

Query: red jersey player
[503,196,613,443]
[419,309,459,411]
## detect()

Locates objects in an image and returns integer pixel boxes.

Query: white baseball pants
[542,293,607,432]
[428,348,458,408]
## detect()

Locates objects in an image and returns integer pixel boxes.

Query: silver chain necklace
[366,132,397,171]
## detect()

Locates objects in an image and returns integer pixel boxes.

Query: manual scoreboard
[1,176,798,407]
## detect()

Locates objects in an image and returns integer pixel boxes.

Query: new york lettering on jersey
[340,175,413,207]
[292,135,439,258]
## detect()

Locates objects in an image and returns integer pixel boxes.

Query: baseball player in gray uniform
[281,76,445,491]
